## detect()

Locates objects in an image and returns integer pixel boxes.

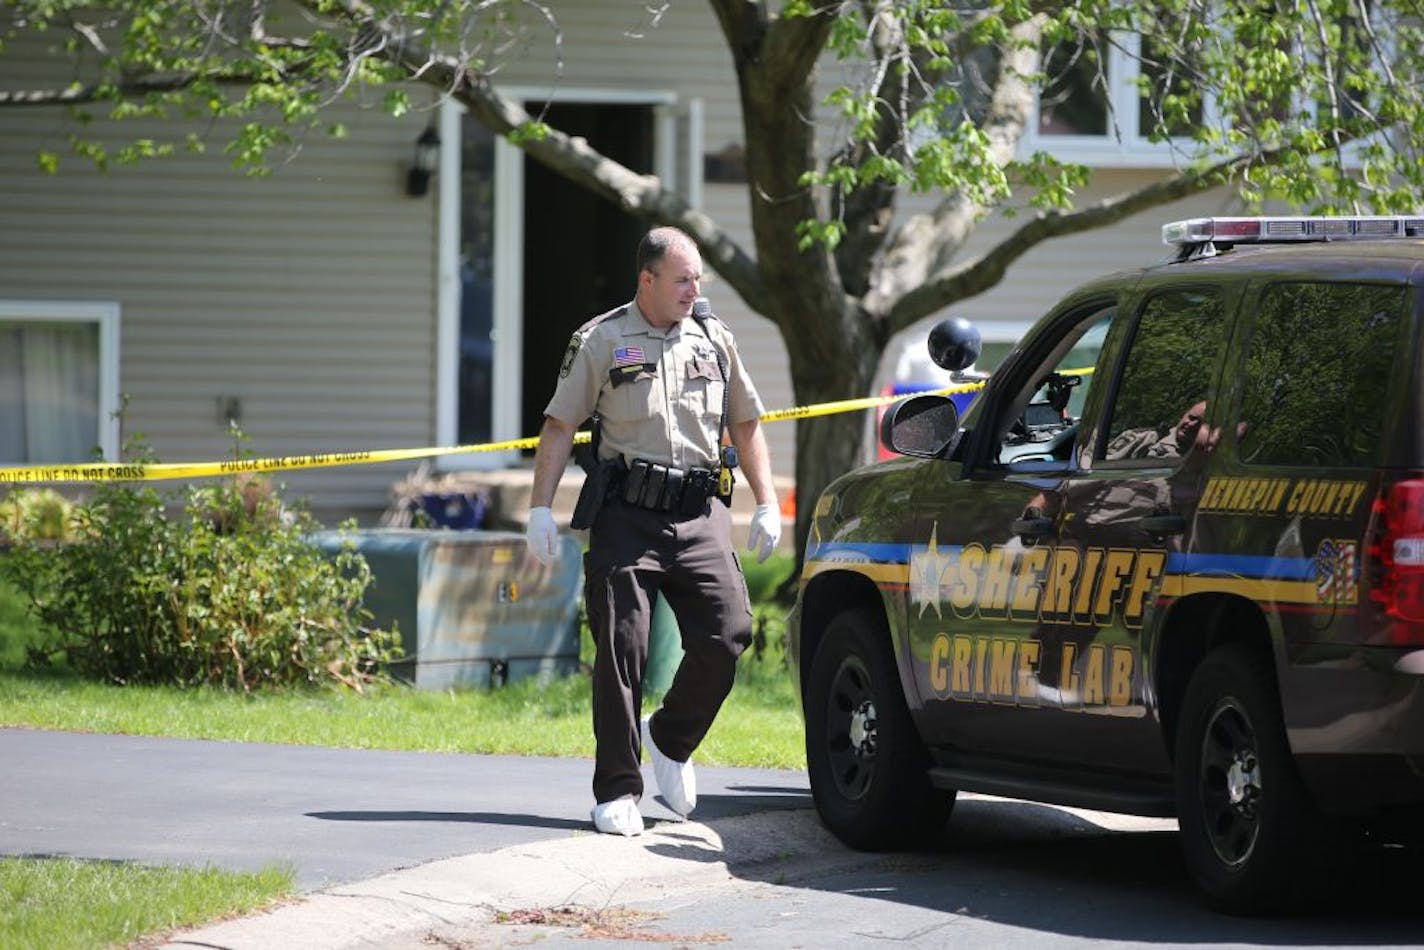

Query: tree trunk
[779,312,883,591]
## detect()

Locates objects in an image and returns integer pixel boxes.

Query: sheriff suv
[786,215,1424,914]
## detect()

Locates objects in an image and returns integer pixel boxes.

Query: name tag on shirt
[610,363,658,387]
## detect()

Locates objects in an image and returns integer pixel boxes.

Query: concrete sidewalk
[158,797,1424,950]
[158,808,843,949]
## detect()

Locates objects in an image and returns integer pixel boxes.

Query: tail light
[1366,478,1424,644]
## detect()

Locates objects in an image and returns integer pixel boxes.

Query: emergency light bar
[1163,215,1424,246]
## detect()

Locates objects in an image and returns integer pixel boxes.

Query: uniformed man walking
[524,226,781,836]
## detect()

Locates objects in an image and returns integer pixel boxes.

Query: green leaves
[0,438,400,692]
[1012,151,1090,211]
[1,1,564,175]
[383,89,412,119]
[796,0,1424,250]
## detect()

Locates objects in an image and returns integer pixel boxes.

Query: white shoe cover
[642,715,697,817]
[590,798,644,836]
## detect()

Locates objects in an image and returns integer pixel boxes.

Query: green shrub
[0,472,399,691]
[0,488,78,543]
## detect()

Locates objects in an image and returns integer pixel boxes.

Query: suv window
[1102,288,1228,461]
[1238,281,1406,468]
[993,305,1114,468]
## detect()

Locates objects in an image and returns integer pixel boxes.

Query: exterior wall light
[406,124,441,197]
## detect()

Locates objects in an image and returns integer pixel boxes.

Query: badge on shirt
[686,359,723,382]
[559,333,582,378]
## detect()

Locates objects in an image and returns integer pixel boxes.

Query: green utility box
[311,528,583,690]
[645,593,684,695]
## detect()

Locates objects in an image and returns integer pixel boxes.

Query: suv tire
[1173,643,1341,914]
[805,607,955,849]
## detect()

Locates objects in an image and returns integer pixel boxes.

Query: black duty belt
[620,459,717,515]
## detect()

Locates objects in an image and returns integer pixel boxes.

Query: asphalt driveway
[0,727,810,890]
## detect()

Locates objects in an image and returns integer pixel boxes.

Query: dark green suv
[787,215,1424,914]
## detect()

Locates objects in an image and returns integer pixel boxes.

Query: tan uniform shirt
[545,301,764,471]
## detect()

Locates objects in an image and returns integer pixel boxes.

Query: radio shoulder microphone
[692,296,712,320]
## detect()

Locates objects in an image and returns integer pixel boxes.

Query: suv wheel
[805,607,954,849]
[1174,643,1342,913]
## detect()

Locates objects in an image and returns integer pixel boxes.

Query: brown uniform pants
[584,497,752,804]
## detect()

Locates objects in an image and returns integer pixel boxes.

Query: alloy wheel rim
[824,655,877,801]
[1197,697,1262,867]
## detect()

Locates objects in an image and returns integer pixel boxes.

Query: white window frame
[1023,19,1389,170]
[433,87,702,470]
[0,300,121,463]
[1022,29,1213,168]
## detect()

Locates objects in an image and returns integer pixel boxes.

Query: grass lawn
[0,654,804,769]
[0,858,293,950]
[0,554,805,769]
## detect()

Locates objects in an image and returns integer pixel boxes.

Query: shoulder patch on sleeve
[559,333,582,378]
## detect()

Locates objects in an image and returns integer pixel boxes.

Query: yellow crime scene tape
[0,373,1036,485]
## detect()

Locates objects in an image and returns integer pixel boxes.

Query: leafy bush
[0,488,78,543]
[0,471,399,691]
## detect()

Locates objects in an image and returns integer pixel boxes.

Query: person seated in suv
[1106,400,1209,460]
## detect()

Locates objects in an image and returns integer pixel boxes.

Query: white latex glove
[747,504,782,563]
[525,506,560,566]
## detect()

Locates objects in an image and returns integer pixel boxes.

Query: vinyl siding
[0,95,439,514]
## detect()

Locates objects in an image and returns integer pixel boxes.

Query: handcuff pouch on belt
[624,459,718,516]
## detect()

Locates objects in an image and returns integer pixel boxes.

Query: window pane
[1215,5,1295,135]
[1137,35,1204,139]
[1104,289,1227,460]
[975,341,1015,375]
[0,322,100,464]
[1314,0,1380,128]
[1039,37,1110,136]
[1239,283,1404,468]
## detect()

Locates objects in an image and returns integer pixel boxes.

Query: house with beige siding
[0,3,1236,524]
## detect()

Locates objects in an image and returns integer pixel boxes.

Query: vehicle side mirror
[928,316,981,372]
[880,393,961,459]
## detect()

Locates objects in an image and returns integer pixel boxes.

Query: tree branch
[706,0,850,339]
[865,14,1044,318]
[0,76,206,106]
[706,0,766,63]
[762,0,843,87]
[297,0,770,311]
[829,5,916,298]
[883,151,1266,333]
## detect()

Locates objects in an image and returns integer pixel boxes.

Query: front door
[519,102,653,443]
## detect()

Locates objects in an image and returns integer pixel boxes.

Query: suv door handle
[1139,512,1187,536]
[1011,508,1054,541]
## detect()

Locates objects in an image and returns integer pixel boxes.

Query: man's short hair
[637,227,695,275]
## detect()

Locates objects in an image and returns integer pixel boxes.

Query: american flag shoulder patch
[613,345,645,367]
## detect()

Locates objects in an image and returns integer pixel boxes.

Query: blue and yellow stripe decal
[802,539,1350,624]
